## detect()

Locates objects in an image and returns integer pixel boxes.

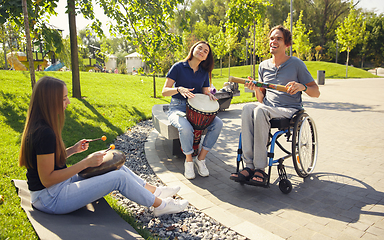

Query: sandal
[249,169,268,186]
[230,167,254,182]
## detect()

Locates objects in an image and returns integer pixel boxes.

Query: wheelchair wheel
[292,113,318,178]
[279,179,292,194]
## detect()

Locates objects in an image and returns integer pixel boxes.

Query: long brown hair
[19,76,67,169]
[184,41,214,84]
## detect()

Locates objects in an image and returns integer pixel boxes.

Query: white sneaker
[194,157,209,177]
[157,186,181,199]
[184,161,195,179]
[153,197,189,217]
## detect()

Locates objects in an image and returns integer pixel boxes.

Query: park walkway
[145,77,384,240]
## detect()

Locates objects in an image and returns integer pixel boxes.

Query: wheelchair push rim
[292,113,318,178]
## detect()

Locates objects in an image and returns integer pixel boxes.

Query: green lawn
[0,62,380,239]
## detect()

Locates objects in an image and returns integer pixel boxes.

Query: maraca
[87,135,107,143]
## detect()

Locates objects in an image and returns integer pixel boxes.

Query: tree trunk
[228,54,231,77]
[68,0,81,98]
[3,42,7,70]
[153,74,156,98]
[22,0,35,89]
[220,58,222,76]
[346,47,349,78]
[245,40,248,66]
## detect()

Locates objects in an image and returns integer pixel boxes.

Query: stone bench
[152,104,213,156]
[152,104,183,155]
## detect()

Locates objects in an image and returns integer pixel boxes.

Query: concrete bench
[152,104,183,155]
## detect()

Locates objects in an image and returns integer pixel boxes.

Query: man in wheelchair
[230,25,320,187]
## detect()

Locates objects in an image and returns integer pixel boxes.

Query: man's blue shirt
[166,61,210,99]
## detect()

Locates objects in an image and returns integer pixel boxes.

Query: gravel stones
[111,120,247,240]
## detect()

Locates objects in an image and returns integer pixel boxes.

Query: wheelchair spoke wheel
[279,179,292,194]
[292,113,318,178]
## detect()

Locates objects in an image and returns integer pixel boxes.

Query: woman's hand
[83,150,106,168]
[177,87,195,99]
[206,92,217,100]
[73,139,89,154]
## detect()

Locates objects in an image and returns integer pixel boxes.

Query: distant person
[162,41,223,180]
[19,76,188,216]
[230,25,320,185]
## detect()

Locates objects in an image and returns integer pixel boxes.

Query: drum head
[187,93,219,113]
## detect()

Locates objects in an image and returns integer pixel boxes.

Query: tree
[362,13,384,68]
[254,17,270,62]
[291,11,312,60]
[96,0,183,98]
[67,0,81,97]
[292,0,356,49]
[266,0,290,27]
[189,0,229,27]
[22,0,35,88]
[226,0,269,79]
[209,28,227,76]
[225,26,238,77]
[192,21,221,42]
[1,0,62,88]
[336,4,366,77]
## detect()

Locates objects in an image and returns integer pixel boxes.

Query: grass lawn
[0,62,380,239]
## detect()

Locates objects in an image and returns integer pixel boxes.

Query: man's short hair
[269,25,292,47]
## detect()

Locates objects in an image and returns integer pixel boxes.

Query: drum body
[79,149,125,178]
[186,94,219,152]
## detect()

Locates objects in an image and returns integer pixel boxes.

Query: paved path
[145,78,384,240]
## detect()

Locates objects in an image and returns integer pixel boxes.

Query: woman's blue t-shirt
[166,61,210,99]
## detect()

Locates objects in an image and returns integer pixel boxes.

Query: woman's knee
[212,117,223,130]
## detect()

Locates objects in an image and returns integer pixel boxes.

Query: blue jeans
[168,97,223,155]
[31,166,155,214]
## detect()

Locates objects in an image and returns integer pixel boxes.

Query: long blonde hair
[19,76,67,168]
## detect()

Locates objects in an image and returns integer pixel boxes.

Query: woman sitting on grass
[18,76,188,216]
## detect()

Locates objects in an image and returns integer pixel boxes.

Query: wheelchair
[234,110,318,194]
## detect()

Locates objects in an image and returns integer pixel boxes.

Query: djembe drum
[79,149,125,178]
[186,94,219,155]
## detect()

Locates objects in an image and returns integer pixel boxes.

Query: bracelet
[176,87,180,93]
[303,84,307,92]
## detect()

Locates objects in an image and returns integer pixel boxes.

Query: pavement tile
[290,225,316,239]
[360,232,382,240]
[342,226,365,238]
[310,233,334,240]
[321,224,344,239]
[146,78,384,240]
[366,225,384,236]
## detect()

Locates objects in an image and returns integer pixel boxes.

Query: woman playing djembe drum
[18,76,188,216]
[162,41,223,180]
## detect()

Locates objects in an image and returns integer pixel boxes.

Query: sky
[49,0,384,38]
